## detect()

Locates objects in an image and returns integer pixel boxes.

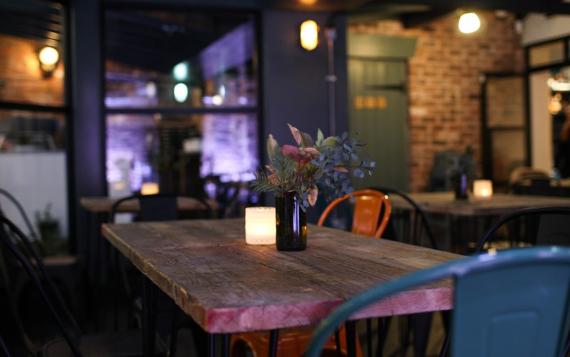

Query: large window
[0,0,69,240]
[104,8,259,197]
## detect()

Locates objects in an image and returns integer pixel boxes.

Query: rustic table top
[102,219,461,334]
[80,196,218,214]
[391,192,570,216]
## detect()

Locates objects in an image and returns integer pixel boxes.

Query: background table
[103,219,461,355]
[80,196,217,213]
[390,192,570,252]
[391,192,570,216]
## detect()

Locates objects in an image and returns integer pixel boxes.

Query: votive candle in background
[140,182,159,195]
[473,179,493,199]
[245,207,276,245]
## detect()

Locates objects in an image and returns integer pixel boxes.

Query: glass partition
[0,0,69,239]
[104,8,259,198]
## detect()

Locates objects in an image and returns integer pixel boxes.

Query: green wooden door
[349,59,409,191]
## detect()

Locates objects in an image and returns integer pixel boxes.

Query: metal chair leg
[366,319,372,357]
[221,334,231,357]
[142,276,157,357]
[345,321,356,357]
[208,333,216,357]
[268,329,279,357]
[334,329,342,356]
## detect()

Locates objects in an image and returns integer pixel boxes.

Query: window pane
[106,113,258,196]
[0,1,65,106]
[486,76,525,127]
[529,41,565,68]
[0,109,65,152]
[0,109,68,238]
[491,130,526,182]
[105,10,257,109]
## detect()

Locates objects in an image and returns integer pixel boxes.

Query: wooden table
[80,196,218,213]
[391,192,570,216]
[103,219,461,356]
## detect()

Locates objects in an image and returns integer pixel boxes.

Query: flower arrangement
[252,124,375,209]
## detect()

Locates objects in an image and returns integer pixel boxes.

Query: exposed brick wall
[0,34,64,106]
[349,11,524,191]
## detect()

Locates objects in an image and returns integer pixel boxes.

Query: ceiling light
[458,12,481,34]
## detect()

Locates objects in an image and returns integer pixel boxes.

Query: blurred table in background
[80,196,218,214]
[512,179,570,197]
[391,192,570,252]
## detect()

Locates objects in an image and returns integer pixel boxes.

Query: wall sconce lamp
[458,12,481,34]
[38,46,60,77]
[300,19,319,51]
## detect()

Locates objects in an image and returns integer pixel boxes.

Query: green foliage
[251,124,376,210]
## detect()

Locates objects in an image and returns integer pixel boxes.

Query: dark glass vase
[275,192,307,251]
[454,173,469,200]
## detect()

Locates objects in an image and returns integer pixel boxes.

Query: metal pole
[325,27,337,136]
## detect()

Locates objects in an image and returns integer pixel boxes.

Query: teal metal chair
[306,247,570,357]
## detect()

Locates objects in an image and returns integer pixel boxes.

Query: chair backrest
[0,334,11,357]
[0,215,81,357]
[371,186,438,249]
[110,194,178,223]
[0,188,39,240]
[306,247,570,357]
[476,207,570,252]
[317,189,392,238]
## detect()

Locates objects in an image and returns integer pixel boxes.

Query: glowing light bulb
[39,46,59,66]
[458,12,481,34]
[173,83,188,103]
[300,20,319,51]
[173,62,189,81]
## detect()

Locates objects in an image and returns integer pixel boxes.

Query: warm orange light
[38,46,59,74]
[245,207,276,245]
[473,180,493,199]
[141,182,159,195]
[300,20,319,51]
[299,0,317,5]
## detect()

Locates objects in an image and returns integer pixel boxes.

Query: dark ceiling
[1,0,570,74]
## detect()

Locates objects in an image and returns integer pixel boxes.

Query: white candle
[140,182,159,195]
[473,180,493,199]
[245,207,276,245]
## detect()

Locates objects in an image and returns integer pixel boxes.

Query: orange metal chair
[232,190,390,357]
[318,189,392,238]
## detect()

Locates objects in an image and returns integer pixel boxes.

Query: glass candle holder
[140,182,159,195]
[473,180,493,199]
[245,207,276,245]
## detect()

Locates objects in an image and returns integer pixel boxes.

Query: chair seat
[41,330,143,357]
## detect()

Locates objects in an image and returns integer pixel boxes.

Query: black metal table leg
[345,320,356,357]
[366,319,372,357]
[208,333,216,357]
[142,276,157,357]
[221,333,231,357]
[268,329,279,357]
[334,329,342,356]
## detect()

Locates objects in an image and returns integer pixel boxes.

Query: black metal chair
[110,193,212,357]
[370,186,444,357]
[0,334,11,357]
[0,190,83,352]
[476,207,570,252]
[439,206,570,357]
[0,215,142,357]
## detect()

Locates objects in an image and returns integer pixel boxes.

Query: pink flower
[281,145,320,164]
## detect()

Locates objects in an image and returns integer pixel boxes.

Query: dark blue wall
[261,10,348,154]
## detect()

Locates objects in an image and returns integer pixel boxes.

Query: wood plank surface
[391,192,570,216]
[102,219,461,334]
[80,196,217,213]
